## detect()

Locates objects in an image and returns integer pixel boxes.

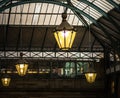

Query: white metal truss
[0,51,104,62]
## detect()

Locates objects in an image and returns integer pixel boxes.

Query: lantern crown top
[16,59,28,64]
[55,13,76,31]
[62,13,67,20]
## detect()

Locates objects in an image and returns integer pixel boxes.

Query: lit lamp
[1,75,11,86]
[15,53,28,76]
[54,13,76,50]
[85,63,97,83]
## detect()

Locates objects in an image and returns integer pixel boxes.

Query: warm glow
[1,78,11,86]
[85,73,97,83]
[16,63,28,76]
[54,30,76,50]
[111,81,115,93]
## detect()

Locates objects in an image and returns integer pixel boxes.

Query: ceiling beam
[91,39,96,51]
[91,27,120,56]
[78,28,87,51]
[41,28,48,51]
[90,31,107,49]
[98,21,120,40]
[28,27,35,51]
[16,27,22,51]
[3,7,11,51]
[93,20,119,50]
[90,27,112,48]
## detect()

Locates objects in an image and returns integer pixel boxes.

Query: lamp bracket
[62,13,67,20]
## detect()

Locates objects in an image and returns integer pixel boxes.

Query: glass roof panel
[81,15,92,24]
[53,15,61,25]
[84,6,102,20]
[29,3,36,13]
[26,14,32,25]
[93,0,114,12]
[23,4,29,13]
[47,4,54,13]
[51,15,59,25]
[113,0,120,4]
[53,4,63,13]
[11,6,17,13]
[32,14,39,25]
[71,0,102,23]
[16,5,22,13]
[0,14,8,24]
[71,1,88,10]
[9,14,15,24]
[0,14,4,24]
[67,15,74,24]
[71,0,115,23]
[0,3,83,26]
[0,0,117,26]
[14,14,20,25]
[43,15,51,25]
[35,3,42,13]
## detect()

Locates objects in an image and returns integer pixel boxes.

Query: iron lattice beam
[0,51,104,61]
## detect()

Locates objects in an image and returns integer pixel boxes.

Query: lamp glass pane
[85,73,97,83]
[16,63,28,76]
[1,78,11,86]
[54,30,76,50]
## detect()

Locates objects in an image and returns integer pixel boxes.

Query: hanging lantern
[15,53,28,76]
[85,63,97,83]
[54,13,76,50]
[1,75,11,86]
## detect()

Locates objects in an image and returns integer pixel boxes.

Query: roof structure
[0,1,120,97]
[0,0,119,57]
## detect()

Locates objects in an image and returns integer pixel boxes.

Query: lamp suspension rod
[88,1,91,52]
[88,1,93,62]
[19,5,23,51]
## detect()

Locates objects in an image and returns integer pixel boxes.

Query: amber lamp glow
[1,75,11,86]
[54,13,76,50]
[15,53,28,76]
[85,63,97,83]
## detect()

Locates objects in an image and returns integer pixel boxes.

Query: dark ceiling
[0,26,103,52]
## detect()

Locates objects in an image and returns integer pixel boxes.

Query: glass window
[64,62,75,77]
[77,62,88,75]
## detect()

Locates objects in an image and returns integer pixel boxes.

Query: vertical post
[114,74,119,98]
[75,61,77,78]
[104,48,110,98]
[50,61,52,78]
[117,76,120,98]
